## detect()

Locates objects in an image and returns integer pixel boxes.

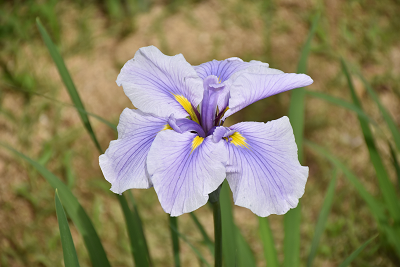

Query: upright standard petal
[223,73,313,119]
[223,117,308,217]
[195,58,269,83]
[117,46,203,118]
[147,131,227,216]
[99,108,168,193]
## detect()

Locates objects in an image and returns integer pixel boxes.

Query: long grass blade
[341,59,400,222]
[117,194,150,267]
[285,12,319,267]
[305,90,377,126]
[307,169,337,267]
[169,216,181,267]
[55,189,80,267]
[170,224,211,267]
[220,180,237,267]
[259,217,279,267]
[190,212,214,255]
[36,18,103,152]
[126,190,152,264]
[358,73,400,151]
[338,235,377,267]
[389,143,400,189]
[305,141,386,223]
[2,144,111,267]
[1,81,118,132]
[236,226,256,267]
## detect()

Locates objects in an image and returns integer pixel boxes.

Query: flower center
[200,75,225,134]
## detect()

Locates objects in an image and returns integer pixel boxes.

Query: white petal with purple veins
[195,58,268,83]
[224,117,308,217]
[99,108,168,193]
[117,46,203,118]
[223,73,313,119]
[147,131,227,216]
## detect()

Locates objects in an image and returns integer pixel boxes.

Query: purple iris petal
[147,130,227,216]
[101,46,313,217]
[195,57,269,83]
[211,126,234,143]
[99,109,168,193]
[223,72,313,120]
[116,46,203,119]
[224,117,308,217]
[201,76,225,133]
[168,115,206,137]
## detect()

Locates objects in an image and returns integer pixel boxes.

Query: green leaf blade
[170,224,211,267]
[284,12,319,267]
[338,235,377,267]
[169,216,181,267]
[36,18,102,153]
[341,59,400,222]
[220,181,237,267]
[117,194,150,267]
[307,170,337,267]
[2,144,111,267]
[259,217,279,267]
[126,190,152,263]
[55,189,80,267]
[305,90,377,126]
[358,73,400,152]
[305,141,386,223]
[190,212,214,255]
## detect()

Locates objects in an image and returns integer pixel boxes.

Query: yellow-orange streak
[191,136,204,153]
[173,94,200,124]
[229,132,249,148]
[162,124,172,131]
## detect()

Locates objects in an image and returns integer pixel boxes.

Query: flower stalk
[212,199,222,267]
[209,185,223,267]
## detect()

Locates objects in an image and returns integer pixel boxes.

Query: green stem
[169,216,180,267]
[213,200,222,267]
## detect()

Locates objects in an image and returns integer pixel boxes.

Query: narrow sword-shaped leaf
[37,18,153,267]
[117,194,150,267]
[236,225,256,267]
[170,224,211,267]
[305,90,377,126]
[307,169,337,267]
[338,235,377,267]
[36,18,102,152]
[305,141,386,223]
[55,189,80,267]
[389,143,400,189]
[190,212,214,256]
[259,217,279,267]
[220,180,237,267]
[341,59,400,222]
[288,12,320,161]
[126,190,152,264]
[169,216,181,267]
[358,73,400,152]
[284,12,320,267]
[1,144,111,267]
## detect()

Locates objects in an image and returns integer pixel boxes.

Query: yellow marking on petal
[162,124,172,131]
[173,94,200,124]
[229,132,249,148]
[191,136,204,153]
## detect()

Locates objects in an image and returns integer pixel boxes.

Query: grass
[0,0,399,266]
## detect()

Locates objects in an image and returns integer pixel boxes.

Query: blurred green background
[1,0,400,266]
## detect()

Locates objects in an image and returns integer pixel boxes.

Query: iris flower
[99,46,313,217]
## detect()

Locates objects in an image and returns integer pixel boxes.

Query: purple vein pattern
[100,46,313,217]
